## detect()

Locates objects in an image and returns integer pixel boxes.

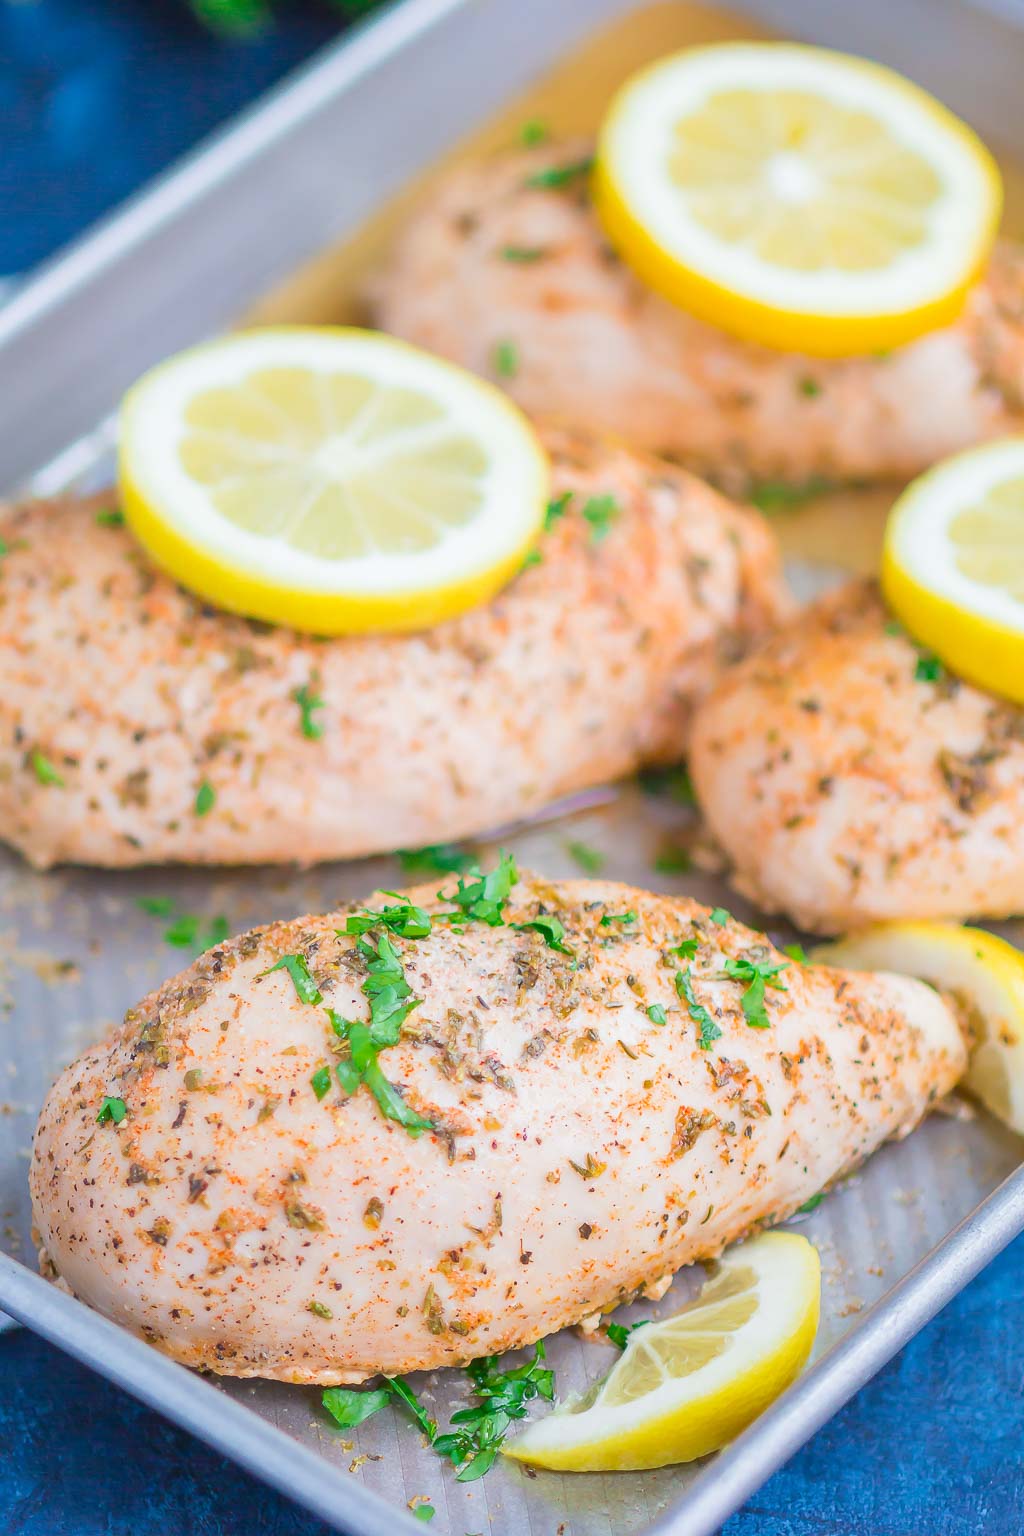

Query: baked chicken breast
[0,427,787,869]
[31,872,965,1383]
[690,580,1024,933]
[374,143,1024,489]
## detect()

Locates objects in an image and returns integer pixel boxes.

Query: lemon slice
[593,43,1001,356]
[812,922,1024,1136]
[504,1232,819,1472]
[118,328,549,634]
[881,438,1024,704]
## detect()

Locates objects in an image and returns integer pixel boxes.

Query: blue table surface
[0,3,1021,1532]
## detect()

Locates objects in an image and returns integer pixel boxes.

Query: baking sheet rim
[3,0,1024,1530]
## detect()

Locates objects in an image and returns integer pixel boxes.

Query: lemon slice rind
[812,922,1024,1135]
[119,328,549,634]
[882,438,1024,704]
[594,43,1001,356]
[504,1231,819,1472]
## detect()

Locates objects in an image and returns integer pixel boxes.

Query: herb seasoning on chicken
[690,581,1024,932]
[375,142,1024,489]
[0,426,786,869]
[31,869,964,1384]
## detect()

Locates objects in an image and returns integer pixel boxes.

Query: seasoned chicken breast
[374,143,1024,489]
[690,581,1024,933]
[0,427,787,870]
[31,872,964,1383]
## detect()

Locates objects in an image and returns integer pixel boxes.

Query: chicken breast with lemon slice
[689,580,1024,933]
[30,872,965,1382]
[0,426,787,869]
[373,143,1024,488]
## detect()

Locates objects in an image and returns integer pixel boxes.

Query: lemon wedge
[504,1232,819,1472]
[881,438,1024,704]
[812,922,1024,1136]
[118,328,549,634]
[593,43,1001,356]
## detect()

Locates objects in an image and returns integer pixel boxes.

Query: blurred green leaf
[189,0,387,34]
[190,0,272,36]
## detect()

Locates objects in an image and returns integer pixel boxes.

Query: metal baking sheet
[3,2,1024,1534]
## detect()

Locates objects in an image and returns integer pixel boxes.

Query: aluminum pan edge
[0,0,630,493]
[4,0,1024,495]
[4,0,1024,1530]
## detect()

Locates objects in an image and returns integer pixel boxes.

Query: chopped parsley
[500,245,547,263]
[137,897,228,957]
[345,897,433,940]
[432,1343,554,1481]
[327,929,431,1135]
[522,491,575,565]
[335,930,421,1046]
[412,1506,435,1524]
[310,1065,331,1101]
[600,910,637,927]
[95,508,125,527]
[676,968,721,1050]
[796,1192,825,1214]
[887,620,952,685]
[783,942,809,964]
[322,1385,394,1429]
[639,765,696,806]
[721,955,788,1029]
[194,780,216,817]
[646,1004,667,1026]
[797,376,821,398]
[606,1318,650,1350]
[31,751,64,788]
[672,936,699,961]
[0,537,7,560]
[332,1018,433,1135]
[748,475,834,513]
[97,1096,127,1125]
[322,1377,433,1435]
[525,156,593,190]
[322,1344,553,1484]
[397,843,476,876]
[440,851,518,927]
[581,494,620,543]
[514,914,572,953]
[387,1375,439,1440]
[914,651,946,684]
[520,118,548,146]
[189,0,274,35]
[709,907,731,927]
[293,680,325,740]
[161,911,230,956]
[566,839,604,874]
[544,491,572,530]
[265,952,322,1005]
[493,338,519,378]
[654,845,692,876]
